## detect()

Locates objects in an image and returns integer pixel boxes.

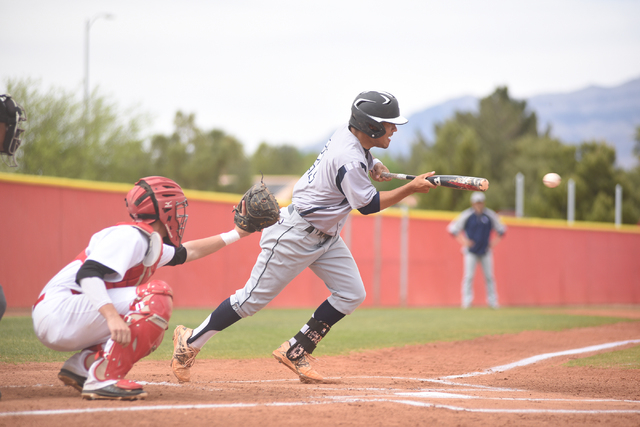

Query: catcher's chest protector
[74,223,164,289]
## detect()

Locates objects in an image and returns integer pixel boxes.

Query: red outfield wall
[1,173,639,310]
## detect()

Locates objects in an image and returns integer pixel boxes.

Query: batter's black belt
[288,205,333,240]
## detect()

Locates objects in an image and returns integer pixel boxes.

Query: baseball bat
[380,172,489,192]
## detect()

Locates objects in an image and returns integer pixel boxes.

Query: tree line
[4,78,640,224]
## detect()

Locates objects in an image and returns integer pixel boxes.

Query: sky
[2,0,640,154]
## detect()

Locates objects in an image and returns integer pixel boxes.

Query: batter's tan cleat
[272,341,324,384]
[170,325,200,383]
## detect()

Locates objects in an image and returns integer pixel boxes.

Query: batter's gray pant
[230,206,366,318]
[461,249,499,309]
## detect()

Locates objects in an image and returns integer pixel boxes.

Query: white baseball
[543,172,561,188]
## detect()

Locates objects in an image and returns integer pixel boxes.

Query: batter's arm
[369,162,391,182]
[378,171,437,210]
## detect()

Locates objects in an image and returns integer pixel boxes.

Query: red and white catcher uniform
[32,222,179,396]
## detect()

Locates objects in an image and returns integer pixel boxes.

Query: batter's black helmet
[349,91,407,138]
[0,94,27,167]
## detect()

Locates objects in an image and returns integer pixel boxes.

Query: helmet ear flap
[349,109,386,138]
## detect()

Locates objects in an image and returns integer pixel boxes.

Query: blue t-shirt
[447,207,506,255]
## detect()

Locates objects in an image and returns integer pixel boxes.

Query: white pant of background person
[461,248,498,309]
[230,205,365,318]
[32,286,137,351]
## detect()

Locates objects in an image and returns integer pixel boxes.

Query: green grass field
[565,345,640,369]
[1,307,638,368]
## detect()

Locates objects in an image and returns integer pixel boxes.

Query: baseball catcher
[32,176,253,400]
[233,178,281,232]
[0,94,27,167]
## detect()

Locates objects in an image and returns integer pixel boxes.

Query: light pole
[515,172,524,218]
[84,13,114,132]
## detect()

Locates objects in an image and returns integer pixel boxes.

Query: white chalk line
[442,338,640,379]
[2,396,639,417]
[2,338,640,418]
[0,402,329,417]
[343,375,525,391]
[343,398,640,414]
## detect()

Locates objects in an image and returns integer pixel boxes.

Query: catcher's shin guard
[92,280,173,382]
[287,317,330,360]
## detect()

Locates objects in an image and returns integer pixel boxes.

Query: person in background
[447,191,506,309]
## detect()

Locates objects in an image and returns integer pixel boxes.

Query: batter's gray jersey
[292,124,380,236]
[230,124,378,318]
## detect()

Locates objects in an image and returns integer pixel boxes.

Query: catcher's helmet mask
[348,91,407,139]
[125,177,188,247]
[0,94,28,167]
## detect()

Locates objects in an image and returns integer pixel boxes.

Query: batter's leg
[309,237,366,315]
[231,223,322,318]
[170,221,324,382]
[273,299,346,383]
[273,238,363,383]
[170,297,241,383]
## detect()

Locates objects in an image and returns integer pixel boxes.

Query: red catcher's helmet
[125,176,188,247]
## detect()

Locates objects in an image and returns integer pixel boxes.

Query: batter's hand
[370,163,391,182]
[410,171,437,193]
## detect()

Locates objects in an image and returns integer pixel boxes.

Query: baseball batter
[171,91,436,383]
[32,176,252,400]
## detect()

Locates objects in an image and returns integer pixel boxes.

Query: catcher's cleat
[81,379,147,401]
[272,341,324,384]
[170,325,200,383]
[58,348,96,392]
[58,368,86,392]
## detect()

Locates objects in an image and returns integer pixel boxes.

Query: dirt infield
[2,320,640,426]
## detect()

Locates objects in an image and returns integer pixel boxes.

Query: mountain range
[315,76,640,169]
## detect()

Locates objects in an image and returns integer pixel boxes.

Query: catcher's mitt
[234,179,281,232]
